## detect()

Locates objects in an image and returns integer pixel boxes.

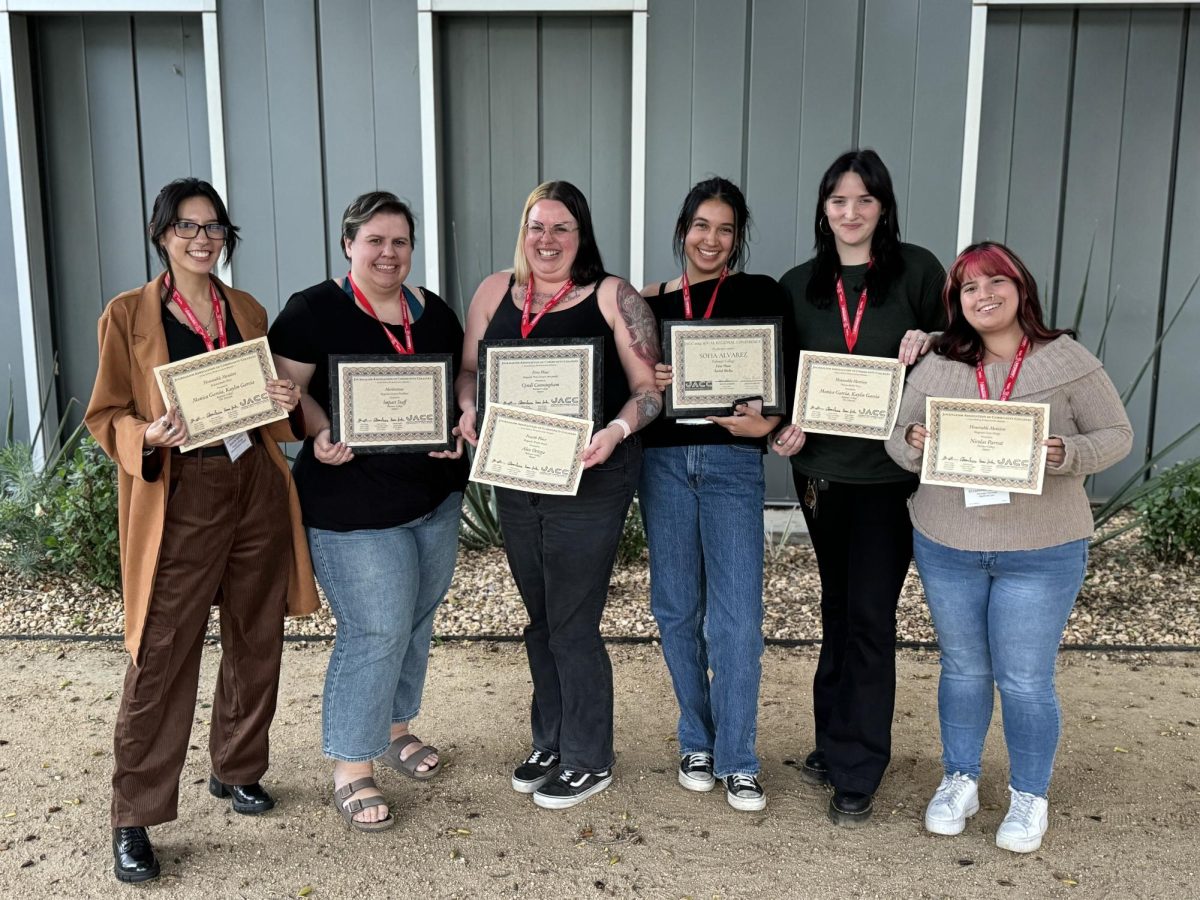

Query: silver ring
[166,425,176,434]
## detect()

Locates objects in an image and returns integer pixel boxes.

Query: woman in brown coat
[85,178,318,884]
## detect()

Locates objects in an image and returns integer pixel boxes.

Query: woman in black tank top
[455,181,660,810]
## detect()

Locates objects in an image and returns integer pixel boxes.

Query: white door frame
[416,0,648,294]
[0,0,226,460]
[957,0,1193,251]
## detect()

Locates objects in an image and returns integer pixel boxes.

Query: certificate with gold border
[477,337,602,428]
[469,403,593,496]
[329,354,454,453]
[662,317,784,417]
[792,351,904,440]
[153,336,287,452]
[921,397,1050,494]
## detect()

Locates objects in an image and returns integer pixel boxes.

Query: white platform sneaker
[924,772,980,836]
[995,787,1049,853]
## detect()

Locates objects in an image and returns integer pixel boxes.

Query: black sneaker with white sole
[678,752,716,792]
[724,773,767,811]
[533,768,613,809]
[511,749,560,793]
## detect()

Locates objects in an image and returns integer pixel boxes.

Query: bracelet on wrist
[607,418,631,442]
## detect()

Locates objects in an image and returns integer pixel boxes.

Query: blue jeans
[913,530,1088,796]
[640,444,765,778]
[308,491,462,761]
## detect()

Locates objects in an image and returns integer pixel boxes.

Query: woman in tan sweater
[885,241,1131,854]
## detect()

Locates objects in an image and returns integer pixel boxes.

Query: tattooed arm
[583,277,661,468]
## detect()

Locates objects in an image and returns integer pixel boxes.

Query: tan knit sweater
[885,336,1133,551]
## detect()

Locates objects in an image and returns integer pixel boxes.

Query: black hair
[147,177,239,268]
[672,176,752,272]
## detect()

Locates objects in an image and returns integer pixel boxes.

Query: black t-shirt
[640,272,793,450]
[779,242,947,484]
[161,290,244,361]
[268,279,469,531]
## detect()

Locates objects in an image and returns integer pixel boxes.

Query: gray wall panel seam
[1145,7,1191,474]
[262,3,281,302]
[486,15,494,284]
[1104,10,1133,325]
[905,0,921,238]
[689,1,696,183]
[1048,8,1079,328]
[793,0,808,265]
[178,19,193,177]
[740,0,752,191]
[313,0,329,279]
[1002,9,1022,244]
[129,16,152,277]
[370,0,379,188]
[82,18,105,311]
[852,0,864,149]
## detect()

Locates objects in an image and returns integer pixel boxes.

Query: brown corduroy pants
[111,444,291,827]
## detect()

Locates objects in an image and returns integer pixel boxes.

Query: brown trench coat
[84,273,320,661]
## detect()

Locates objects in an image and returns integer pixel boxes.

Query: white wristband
[607,418,631,442]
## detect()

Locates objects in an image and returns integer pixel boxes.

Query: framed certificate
[792,351,905,440]
[328,354,454,453]
[469,403,593,496]
[153,336,288,452]
[476,337,603,428]
[662,317,784,417]
[921,397,1050,494]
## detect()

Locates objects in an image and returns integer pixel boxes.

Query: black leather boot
[209,774,276,815]
[112,826,160,883]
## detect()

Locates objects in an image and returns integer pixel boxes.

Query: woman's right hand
[144,408,189,449]
[653,362,673,392]
[458,408,479,447]
[314,427,354,465]
[770,424,805,457]
[906,424,928,452]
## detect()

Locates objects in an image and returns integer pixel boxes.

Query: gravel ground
[1,520,1196,647]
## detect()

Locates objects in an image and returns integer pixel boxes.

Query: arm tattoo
[632,389,662,430]
[615,279,661,367]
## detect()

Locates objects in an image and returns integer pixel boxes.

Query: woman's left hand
[705,401,774,438]
[898,329,935,365]
[429,427,466,460]
[582,424,623,469]
[1043,436,1066,468]
[266,377,302,412]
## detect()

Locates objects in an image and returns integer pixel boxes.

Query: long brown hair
[934,241,1072,363]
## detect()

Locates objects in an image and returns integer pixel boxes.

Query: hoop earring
[819,216,831,236]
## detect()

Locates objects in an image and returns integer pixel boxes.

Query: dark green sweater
[780,243,946,484]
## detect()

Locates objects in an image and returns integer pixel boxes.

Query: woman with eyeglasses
[86,178,318,883]
[456,180,660,809]
[270,192,468,833]
[638,177,792,812]
[772,149,946,827]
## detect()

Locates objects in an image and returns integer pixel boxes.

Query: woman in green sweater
[773,149,945,826]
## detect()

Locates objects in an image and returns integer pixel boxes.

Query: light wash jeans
[308,491,462,761]
[913,529,1088,796]
[639,443,765,778]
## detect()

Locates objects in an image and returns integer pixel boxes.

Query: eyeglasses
[526,222,578,238]
[172,221,228,240]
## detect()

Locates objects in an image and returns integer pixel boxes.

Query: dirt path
[0,641,1196,899]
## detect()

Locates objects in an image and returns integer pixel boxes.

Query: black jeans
[795,474,915,795]
[496,437,641,774]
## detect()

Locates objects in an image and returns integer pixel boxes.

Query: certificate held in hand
[469,404,593,496]
[328,354,455,453]
[920,397,1050,495]
[792,350,905,440]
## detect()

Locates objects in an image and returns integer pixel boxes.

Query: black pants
[795,474,915,795]
[496,438,641,774]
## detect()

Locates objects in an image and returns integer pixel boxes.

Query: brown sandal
[332,777,395,832]
[378,734,441,780]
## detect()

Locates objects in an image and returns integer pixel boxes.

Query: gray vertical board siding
[438,16,493,315]
[134,16,211,220]
[261,0,325,312]
[1052,9,1127,340]
[0,92,26,440]
[1002,10,1073,297]
[588,16,631,279]
[34,16,104,414]
[643,0,694,284]
[689,0,746,186]
[905,0,970,263]
[368,0,426,287]
[219,0,280,306]
[1099,7,1185,494]
[973,9,1020,244]
[859,0,919,224]
[1155,13,1200,466]
[83,16,147,302]
[487,17,539,270]
[540,16,593,193]
[319,0,378,276]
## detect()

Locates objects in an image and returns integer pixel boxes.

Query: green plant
[459,480,503,550]
[616,497,647,566]
[47,437,121,589]
[1134,459,1200,564]
[765,504,803,562]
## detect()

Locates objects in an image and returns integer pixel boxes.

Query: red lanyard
[680,267,728,320]
[348,273,413,354]
[521,277,575,338]
[976,336,1030,401]
[166,275,227,351]
[835,275,867,353]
